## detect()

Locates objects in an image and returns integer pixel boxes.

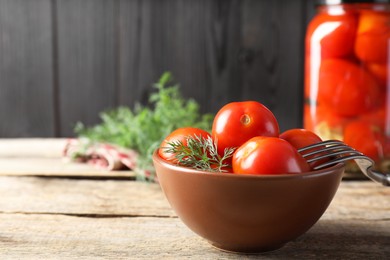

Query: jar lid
[318,0,390,4]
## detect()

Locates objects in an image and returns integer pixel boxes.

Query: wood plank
[0,158,135,178]
[0,138,135,178]
[118,0,242,113]
[0,177,388,220]
[56,0,118,137]
[0,0,313,139]
[305,0,317,27]
[0,0,311,138]
[0,177,173,216]
[240,0,306,130]
[117,0,307,129]
[0,214,388,258]
[0,138,67,158]
[200,0,242,113]
[322,181,390,221]
[0,0,55,137]
[117,0,153,107]
[0,176,388,258]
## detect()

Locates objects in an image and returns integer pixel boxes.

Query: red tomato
[355,11,390,63]
[318,59,381,116]
[232,136,311,175]
[280,128,328,169]
[366,62,388,88]
[314,104,352,128]
[357,11,389,33]
[343,121,386,162]
[305,12,357,59]
[279,129,322,150]
[212,101,279,156]
[159,127,211,163]
[359,105,387,127]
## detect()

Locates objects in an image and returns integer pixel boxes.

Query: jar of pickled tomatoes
[304,0,390,173]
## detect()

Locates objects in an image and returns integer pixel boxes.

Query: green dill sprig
[164,135,235,172]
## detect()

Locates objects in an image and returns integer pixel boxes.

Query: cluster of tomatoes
[159,101,324,175]
[304,7,390,162]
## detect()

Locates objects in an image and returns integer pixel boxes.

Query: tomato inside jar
[304,0,390,174]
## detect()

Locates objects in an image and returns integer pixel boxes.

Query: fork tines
[298,140,368,170]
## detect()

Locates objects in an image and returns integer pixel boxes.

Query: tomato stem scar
[240,114,251,125]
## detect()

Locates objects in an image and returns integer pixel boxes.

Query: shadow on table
[210,219,389,259]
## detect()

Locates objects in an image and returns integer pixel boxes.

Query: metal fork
[298,140,390,187]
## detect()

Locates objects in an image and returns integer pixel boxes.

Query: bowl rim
[152,149,345,180]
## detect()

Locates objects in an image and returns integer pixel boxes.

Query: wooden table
[0,139,389,259]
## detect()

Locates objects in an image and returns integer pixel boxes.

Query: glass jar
[304,0,390,173]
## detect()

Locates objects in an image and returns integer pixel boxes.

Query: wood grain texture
[0,176,388,220]
[0,177,171,216]
[0,214,388,259]
[0,0,317,137]
[56,0,118,137]
[0,0,55,137]
[118,0,242,113]
[240,0,306,131]
[118,0,307,130]
[0,138,136,178]
[1,138,387,258]
[0,138,67,157]
[0,179,388,259]
[117,0,148,106]
[0,158,135,178]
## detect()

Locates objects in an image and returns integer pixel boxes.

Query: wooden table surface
[0,139,389,259]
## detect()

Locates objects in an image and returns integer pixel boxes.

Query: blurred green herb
[74,72,213,180]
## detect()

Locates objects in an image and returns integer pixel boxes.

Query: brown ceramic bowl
[152,150,345,253]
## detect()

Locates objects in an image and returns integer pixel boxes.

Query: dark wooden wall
[0,0,317,137]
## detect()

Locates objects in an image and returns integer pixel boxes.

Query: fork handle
[367,167,390,187]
